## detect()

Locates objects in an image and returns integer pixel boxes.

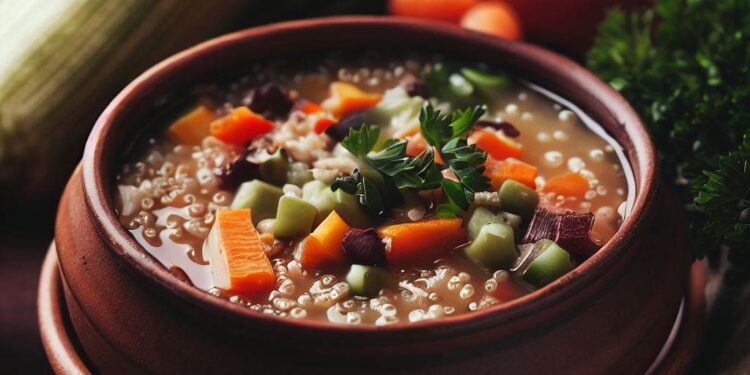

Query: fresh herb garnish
[587,0,750,274]
[421,103,491,196]
[332,103,489,219]
[331,169,385,216]
[340,124,380,158]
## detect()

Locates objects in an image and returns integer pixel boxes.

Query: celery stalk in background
[0,0,385,206]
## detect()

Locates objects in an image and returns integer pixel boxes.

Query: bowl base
[39,243,707,374]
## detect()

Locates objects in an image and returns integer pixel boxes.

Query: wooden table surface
[1,203,747,374]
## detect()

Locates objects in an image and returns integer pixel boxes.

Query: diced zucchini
[230,180,283,225]
[449,73,474,98]
[464,223,517,270]
[302,183,369,228]
[259,149,289,186]
[467,207,522,240]
[346,264,390,297]
[467,207,501,240]
[287,161,313,186]
[302,180,328,200]
[522,240,573,288]
[499,179,539,220]
[332,189,370,228]
[460,67,509,89]
[274,195,318,238]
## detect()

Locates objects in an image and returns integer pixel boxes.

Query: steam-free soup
[116,53,631,325]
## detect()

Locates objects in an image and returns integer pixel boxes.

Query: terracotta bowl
[52,16,692,374]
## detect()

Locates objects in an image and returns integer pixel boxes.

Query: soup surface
[116,52,631,325]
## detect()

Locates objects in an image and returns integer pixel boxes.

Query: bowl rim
[81,15,658,333]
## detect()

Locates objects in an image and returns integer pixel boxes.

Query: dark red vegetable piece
[342,228,387,267]
[476,120,520,138]
[324,110,368,142]
[522,207,599,258]
[214,153,260,191]
[400,73,428,98]
[245,83,293,119]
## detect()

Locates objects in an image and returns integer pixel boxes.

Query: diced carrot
[406,132,428,157]
[471,130,523,160]
[389,0,478,23]
[460,1,523,40]
[405,133,446,165]
[313,117,337,134]
[299,101,323,114]
[209,106,274,146]
[379,218,467,266]
[205,209,275,298]
[321,82,382,118]
[297,211,350,269]
[487,159,538,190]
[167,105,217,145]
[543,172,590,199]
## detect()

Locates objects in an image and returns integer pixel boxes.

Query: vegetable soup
[116,52,632,325]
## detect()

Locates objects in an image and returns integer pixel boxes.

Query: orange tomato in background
[389,0,651,55]
[389,0,478,23]
[460,1,522,40]
[503,0,650,54]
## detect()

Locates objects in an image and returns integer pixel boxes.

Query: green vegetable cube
[460,67,508,90]
[499,180,539,220]
[522,240,573,288]
[259,149,289,186]
[346,264,390,297]
[464,223,517,270]
[274,195,318,238]
[467,207,522,240]
[332,189,370,228]
[467,207,501,240]
[230,180,283,225]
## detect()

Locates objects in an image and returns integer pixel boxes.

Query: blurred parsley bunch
[587,0,750,275]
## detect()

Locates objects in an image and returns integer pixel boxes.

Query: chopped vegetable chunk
[231,180,283,225]
[488,159,537,190]
[521,239,573,287]
[543,172,589,199]
[297,211,350,268]
[322,82,382,118]
[379,218,467,266]
[205,209,275,298]
[210,106,274,145]
[274,195,318,238]
[464,223,517,270]
[471,130,523,160]
[167,105,217,145]
[346,264,390,297]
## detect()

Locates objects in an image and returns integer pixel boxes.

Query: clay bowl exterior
[53,16,690,374]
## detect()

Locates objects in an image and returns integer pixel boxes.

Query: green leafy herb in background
[587,0,750,275]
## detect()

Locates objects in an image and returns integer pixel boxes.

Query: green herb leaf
[331,169,385,216]
[340,125,380,158]
[419,104,453,149]
[587,0,750,273]
[450,105,486,138]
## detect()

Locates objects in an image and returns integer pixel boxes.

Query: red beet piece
[342,228,387,267]
[324,110,368,142]
[476,120,520,138]
[245,83,293,119]
[522,207,599,258]
[214,153,260,191]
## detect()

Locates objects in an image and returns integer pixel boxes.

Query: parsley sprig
[587,0,750,275]
[331,103,490,219]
